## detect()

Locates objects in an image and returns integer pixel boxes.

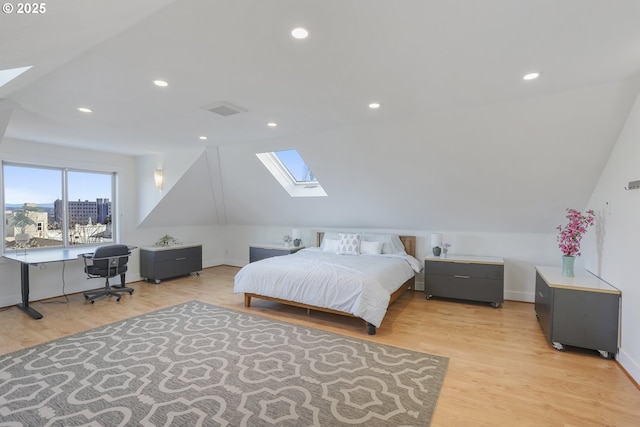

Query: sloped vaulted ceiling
[219,77,640,232]
[2,1,640,233]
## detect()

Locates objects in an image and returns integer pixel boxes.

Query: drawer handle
[538,292,544,298]
[175,257,187,261]
[454,275,471,279]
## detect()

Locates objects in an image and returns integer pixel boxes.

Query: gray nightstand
[534,266,620,359]
[140,243,202,283]
[249,244,305,263]
[424,255,504,307]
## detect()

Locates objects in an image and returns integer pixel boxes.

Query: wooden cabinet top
[535,265,620,295]
[140,243,202,252]
[250,243,304,251]
[425,255,504,265]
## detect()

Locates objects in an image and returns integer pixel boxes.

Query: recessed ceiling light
[77,107,93,113]
[199,136,208,140]
[153,79,169,87]
[267,122,278,127]
[291,27,309,39]
[369,102,381,109]
[523,72,541,81]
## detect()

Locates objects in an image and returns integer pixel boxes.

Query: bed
[234,232,421,334]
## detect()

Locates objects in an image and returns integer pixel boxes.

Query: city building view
[5,199,113,248]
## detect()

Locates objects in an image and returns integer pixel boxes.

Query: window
[256,149,327,197]
[3,163,116,251]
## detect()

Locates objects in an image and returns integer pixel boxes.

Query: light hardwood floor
[1,265,638,426]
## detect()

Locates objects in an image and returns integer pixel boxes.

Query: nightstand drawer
[425,275,503,303]
[425,260,503,280]
[424,256,505,307]
[153,246,201,262]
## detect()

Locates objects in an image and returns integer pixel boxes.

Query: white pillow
[337,233,361,255]
[360,240,383,255]
[361,233,406,254]
[322,238,340,253]
[320,232,341,250]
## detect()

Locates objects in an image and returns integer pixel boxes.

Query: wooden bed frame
[243,233,416,335]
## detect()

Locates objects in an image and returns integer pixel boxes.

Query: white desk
[3,246,102,319]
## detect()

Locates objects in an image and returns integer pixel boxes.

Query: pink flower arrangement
[556,208,595,257]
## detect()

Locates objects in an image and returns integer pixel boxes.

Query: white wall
[583,91,640,383]
[222,224,560,302]
[137,148,206,225]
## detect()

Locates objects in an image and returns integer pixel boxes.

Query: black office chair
[82,244,134,304]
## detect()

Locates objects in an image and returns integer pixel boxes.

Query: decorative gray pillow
[337,233,361,255]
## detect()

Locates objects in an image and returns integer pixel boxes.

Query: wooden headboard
[316,232,416,257]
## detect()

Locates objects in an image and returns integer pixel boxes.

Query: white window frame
[2,161,117,252]
[256,151,327,197]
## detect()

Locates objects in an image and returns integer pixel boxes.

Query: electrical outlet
[627,180,640,190]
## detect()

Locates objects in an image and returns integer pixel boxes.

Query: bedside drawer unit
[249,244,304,263]
[424,256,504,307]
[534,266,620,358]
[140,244,202,284]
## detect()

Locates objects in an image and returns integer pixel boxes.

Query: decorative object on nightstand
[556,208,595,277]
[430,233,442,256]
[441,242,451,256]
[292,229,302,247]
[154,234,178,247]
[282,234,292,247]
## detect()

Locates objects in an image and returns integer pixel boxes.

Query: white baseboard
[617,348,640,385]
[504,290,534,303]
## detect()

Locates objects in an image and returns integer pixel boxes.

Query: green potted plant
[154,234,178,247]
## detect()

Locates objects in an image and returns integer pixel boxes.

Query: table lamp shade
[430,233,443,247]
[292,229,301,240]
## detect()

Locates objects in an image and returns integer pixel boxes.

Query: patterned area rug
[0,301,448,426]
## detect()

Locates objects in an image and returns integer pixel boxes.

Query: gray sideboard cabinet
[140,243,202,283]
[424,255,504,307]
[249,244,304,263]
[534,266,620,359]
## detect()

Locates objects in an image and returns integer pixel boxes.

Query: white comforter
[234,248,421,327]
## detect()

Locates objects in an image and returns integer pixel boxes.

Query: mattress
[234,247,421,327]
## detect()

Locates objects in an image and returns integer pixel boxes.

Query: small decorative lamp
[292,229,302,247]
[15,232,30,255]
[430,233,443,257]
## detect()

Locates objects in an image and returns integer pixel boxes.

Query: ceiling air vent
[202,101,247,117]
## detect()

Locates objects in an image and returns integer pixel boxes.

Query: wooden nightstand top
[535,266,620,294]
[425,255,504,265]
[250,243,305,251]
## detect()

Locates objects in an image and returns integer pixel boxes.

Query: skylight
[0,66,32,88]
[256,149,327,197]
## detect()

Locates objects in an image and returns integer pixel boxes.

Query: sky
[3,165,112,205]
[274,149,316,182]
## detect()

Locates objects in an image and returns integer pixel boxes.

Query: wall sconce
[154,168,163,191]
